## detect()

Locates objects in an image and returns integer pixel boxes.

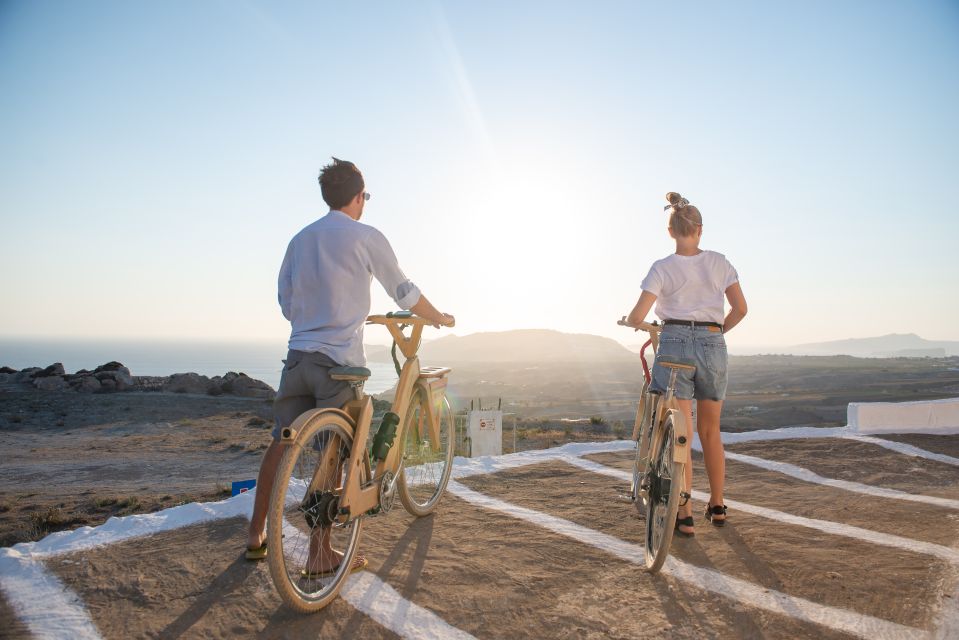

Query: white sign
[468,410,503,457]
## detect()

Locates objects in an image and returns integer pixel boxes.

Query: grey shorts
[649,325,728,401]
[271,350,353,441]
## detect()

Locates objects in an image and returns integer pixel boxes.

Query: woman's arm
[723,282,748,333]
[626,290,657,328]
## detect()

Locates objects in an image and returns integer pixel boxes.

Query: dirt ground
[2,386,957,638]
[5,441,952,638]
[0,390,274,547]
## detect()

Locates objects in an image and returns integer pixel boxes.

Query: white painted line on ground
[342,572,477,640]
[0,549,102,640]
[278,520,475,640]
[446,480,924,640]
[842,434,959,467]
[565,456,959,564]
[16,493,255,559]
[450,440,633,480]
[717,449,959,510]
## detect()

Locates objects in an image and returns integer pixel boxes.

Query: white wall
[848,397,959,435]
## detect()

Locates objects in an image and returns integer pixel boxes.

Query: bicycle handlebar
[367,312,455,328]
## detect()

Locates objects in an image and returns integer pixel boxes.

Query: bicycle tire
[643,409,685,573]
[631,386,656,513]
[398,390,455,516]
[267,413,365,613]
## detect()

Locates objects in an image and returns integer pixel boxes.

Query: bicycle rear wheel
[643,409,684,573]
[267,413,365,613]
[398,390,455,516]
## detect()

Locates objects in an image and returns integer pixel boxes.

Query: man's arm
[366,229,453,326]
[410,294,454,327]
[278,243,293,321]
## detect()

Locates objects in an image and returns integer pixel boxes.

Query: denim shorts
[649,325,728,401]
[271,350,353,442]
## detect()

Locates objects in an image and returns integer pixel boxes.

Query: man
[246,158,453,574]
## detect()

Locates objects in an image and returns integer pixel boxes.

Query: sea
[0,338,399,394]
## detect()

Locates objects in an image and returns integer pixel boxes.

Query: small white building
[468,410,503,457]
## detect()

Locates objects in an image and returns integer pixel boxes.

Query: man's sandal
[244,542,267,560]
[705,503,727,527]
[674,516,695,538]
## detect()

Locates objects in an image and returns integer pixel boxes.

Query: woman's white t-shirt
[640,250,739,324]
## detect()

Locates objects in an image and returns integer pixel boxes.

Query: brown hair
[665,191,702,237]
[318,157,365,209]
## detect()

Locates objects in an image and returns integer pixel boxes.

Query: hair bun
[665,192,683,206]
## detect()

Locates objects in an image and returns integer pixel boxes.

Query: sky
[1,1,958,351]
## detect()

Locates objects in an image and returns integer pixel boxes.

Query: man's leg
[247,439,287,550]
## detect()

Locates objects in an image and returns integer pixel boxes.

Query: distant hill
[791,333,959,357]
[392,329,641,363]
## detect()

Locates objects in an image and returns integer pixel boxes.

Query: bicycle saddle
[330,366,372,381]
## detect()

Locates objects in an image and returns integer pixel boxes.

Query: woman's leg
[696,398,725,520]
[675,399,695,534]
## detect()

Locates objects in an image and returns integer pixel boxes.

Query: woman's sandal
[705,503,727,527]
[674,515,695,538]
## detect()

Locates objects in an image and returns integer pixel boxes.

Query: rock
[93,361,126,373]
[229,372,275,399]
[112,366,133,388]
[163,373,213,395]
[35,363,66,378]
[13,368,41,383]
[73,376,102,393]
[99,379,117,392]
[33,376,69,391]
[0,366,17,374]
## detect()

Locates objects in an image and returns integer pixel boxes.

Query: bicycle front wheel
[398,390,455,516]
[267,413,365,613]
[631,385,655,513]
[643,409,684,573]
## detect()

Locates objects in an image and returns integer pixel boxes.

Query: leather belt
[663,319,723,332]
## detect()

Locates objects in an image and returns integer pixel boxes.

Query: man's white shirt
[278,210,421,366]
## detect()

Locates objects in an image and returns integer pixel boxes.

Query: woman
[626,192,747,536]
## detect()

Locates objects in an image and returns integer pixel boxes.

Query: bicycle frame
[324,315,449,521]
[621,318,691,473]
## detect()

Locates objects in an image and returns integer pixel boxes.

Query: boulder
[0,366,17,374]
[14,368,41,383]
[34,376,68,391]
[73,376,102,393]
[228,372,275,399]
[35,363,66,378]
[163,372,213,395]
[99,378,117,392]
[93,361,126,373]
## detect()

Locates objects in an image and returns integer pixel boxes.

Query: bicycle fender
[280,407,355,442]
[669,409,689,464]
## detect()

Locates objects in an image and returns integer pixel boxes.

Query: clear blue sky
[1,1,957,349]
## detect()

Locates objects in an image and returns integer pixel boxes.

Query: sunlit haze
[2,2,957,351]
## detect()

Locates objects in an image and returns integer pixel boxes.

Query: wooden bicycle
[618,317,693,573]
[267,311,455,612]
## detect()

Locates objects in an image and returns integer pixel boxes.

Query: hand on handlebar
[434,313,455,329]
